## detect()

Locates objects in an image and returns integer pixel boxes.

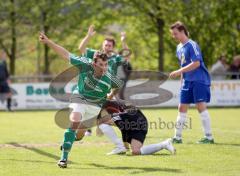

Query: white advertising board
[0,80,239,110]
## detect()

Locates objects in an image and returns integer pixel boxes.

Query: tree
[180,0,240,66]
[110,0,183,71]
[0,0,17,75]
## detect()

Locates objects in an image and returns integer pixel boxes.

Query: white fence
[0,80,240,110]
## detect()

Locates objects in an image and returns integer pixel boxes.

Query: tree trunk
[10,0,16,75]
[42,11,50,75]
[43,39,49,75]
[157,18,164,72]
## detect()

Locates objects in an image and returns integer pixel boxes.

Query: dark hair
[104,37,116,47]
[103,100,125,114]
[93,51,108,62]
[170,21,189,37]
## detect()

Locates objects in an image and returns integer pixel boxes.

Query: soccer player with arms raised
[39,32,123,168]
[76,25,131,155]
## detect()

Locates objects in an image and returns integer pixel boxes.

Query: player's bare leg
[131,139,143,155]
[75,128,87,141]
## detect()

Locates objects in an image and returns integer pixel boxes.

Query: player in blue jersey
[169,21,214,144]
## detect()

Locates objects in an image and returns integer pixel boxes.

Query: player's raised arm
[39,32,70,61]
[78,25,96,54]
[107,89,119,100]
[121,32,128,49]
[120,32,130,61]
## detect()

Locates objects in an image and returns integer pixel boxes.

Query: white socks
[200,110,213,140]
[174,110,213,140]
[140,141,166,155]
[98,124,124,148]
[174,112,187,140]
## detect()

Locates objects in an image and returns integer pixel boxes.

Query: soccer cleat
[197,137,214,144]
[84,130,92,136]
[172,137,182,144]
[57,159,67,168]
[107,147,127,155]
[164,138,176,154]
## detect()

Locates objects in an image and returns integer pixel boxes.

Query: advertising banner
[0,80,239,110]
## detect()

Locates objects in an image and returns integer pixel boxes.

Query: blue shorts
[180,81,210,104]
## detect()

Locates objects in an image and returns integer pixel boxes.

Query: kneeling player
[98,100,176,155]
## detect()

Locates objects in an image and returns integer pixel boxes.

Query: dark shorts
[180,81,211,104]
[0,81,10,94]
[122,129,147,144]
[115,110,148,144]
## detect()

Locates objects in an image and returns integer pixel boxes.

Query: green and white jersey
[83,48,125,76]
[69,53,123,106]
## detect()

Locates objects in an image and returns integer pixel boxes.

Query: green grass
[0,108,240,176]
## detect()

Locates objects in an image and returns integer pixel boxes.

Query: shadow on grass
[183,141,240,147]
[214,143,240,147]
[72,163,182,174]
[123,153,173,157]
[150,153,174,156]
[7,142,60,160]
[0,159,55,164]
[6,142,76,164]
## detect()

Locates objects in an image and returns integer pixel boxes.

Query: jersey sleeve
[189,43,202,62]
[111,76,124,89]
[83,48,96,59]
[115,55,124,65]
[69,53,90,67]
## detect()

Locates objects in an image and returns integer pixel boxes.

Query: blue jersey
[176,39,211,86]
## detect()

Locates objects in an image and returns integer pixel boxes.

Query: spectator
[117,61,132,100]
[210,55,229,80]
[0,51,12,111]
[228,55,240,79]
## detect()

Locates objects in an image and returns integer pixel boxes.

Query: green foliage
[179,0,240,66]
[0,0,240,74]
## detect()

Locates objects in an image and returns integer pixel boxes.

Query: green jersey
[70,53,123,106]
[84,48,125,76]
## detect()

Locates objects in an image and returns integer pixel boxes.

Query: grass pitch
[0,108,239,176]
